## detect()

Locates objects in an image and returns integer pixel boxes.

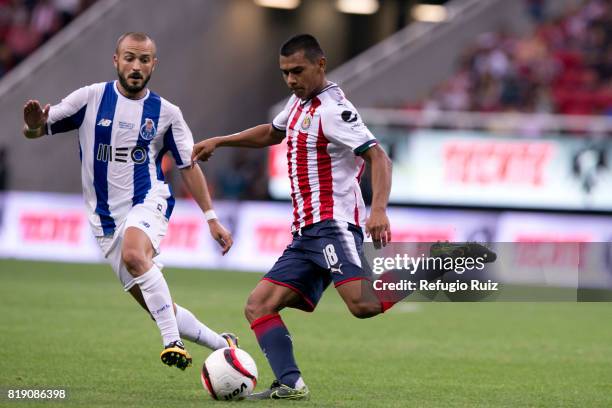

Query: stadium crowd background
[1,3,610,406]
[0,0,95,78]
[0,0,418,201]
[0,0,607,200]
[0,0,95,198]
[416,0,612,118]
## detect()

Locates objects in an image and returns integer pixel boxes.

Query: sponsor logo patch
[131,146,147,164]
[118,121,135,129]
[330,264,343,275]
[341,110,358,123]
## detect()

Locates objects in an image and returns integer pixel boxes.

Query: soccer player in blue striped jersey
[22,32,238,370]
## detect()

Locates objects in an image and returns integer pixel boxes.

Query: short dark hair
[115,32,156,55]
[280,34,324,62]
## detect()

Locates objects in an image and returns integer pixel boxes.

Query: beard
[117,70,151,95]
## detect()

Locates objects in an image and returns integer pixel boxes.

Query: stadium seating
[420,0,612,117]
[0,0,95,78]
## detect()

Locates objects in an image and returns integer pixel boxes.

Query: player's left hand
[365,208,391,249]
[208,219,233,255]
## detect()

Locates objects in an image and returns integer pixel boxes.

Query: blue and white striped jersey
[46,81,193,236]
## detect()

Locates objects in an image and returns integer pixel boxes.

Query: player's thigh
[122,227,155,258]
[336,278,377,304]
[121,204,167,264]
[245,280,303,322]
[96,234,141,292]
[260,245,329,313]
[322,221,379,315]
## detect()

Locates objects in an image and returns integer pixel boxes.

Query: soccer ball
[201,347,258,401]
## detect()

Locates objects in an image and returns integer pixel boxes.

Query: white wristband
[204,210,218,221]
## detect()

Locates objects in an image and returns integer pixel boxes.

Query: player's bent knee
[244,299,266,323]
[244,302,256,324]
[121,248,148,276]
[348,301,382,319]
[244,297,277,324]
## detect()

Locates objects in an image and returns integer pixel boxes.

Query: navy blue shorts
[263,219,369,312]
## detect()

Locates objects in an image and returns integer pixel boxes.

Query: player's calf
[336,279,383,318]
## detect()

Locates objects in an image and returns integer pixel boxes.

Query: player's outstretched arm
[23,100,50,139]
[362,145,393,247]
[192,124,285,162]
[180,164,233,255]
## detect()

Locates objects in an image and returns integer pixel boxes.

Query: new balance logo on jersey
[97,118,112,127]
[96,144,147,164]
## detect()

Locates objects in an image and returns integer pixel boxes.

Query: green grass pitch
[1,259,611,407]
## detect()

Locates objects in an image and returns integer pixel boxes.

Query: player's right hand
[191,138,218,163]
[208,219,233,255]
[366,208,392,249]
[23,100,50,129]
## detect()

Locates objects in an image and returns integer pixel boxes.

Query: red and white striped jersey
[272,82,378,232]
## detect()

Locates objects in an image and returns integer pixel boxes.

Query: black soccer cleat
[247,380,310,400]
[220,332,239,349]
[160,340,192,370]
[430,241,497,263]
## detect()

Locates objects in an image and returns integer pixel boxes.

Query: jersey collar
[300,81,338,106]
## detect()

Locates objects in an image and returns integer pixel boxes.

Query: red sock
[372,270,409,312]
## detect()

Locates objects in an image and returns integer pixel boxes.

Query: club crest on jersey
[139,118,157,140]
[301,115,312,130]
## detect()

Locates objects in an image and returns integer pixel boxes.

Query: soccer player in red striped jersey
[193,34,394,400]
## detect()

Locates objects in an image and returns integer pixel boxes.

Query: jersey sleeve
[163,106,194,169]
[46,85,89,135]
[272,96,297,132]
[320,101,378,156]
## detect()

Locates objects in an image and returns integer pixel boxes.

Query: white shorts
[96,200,168,291]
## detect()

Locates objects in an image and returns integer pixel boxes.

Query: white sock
[175,304,227,350]
[133,265,180,346]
